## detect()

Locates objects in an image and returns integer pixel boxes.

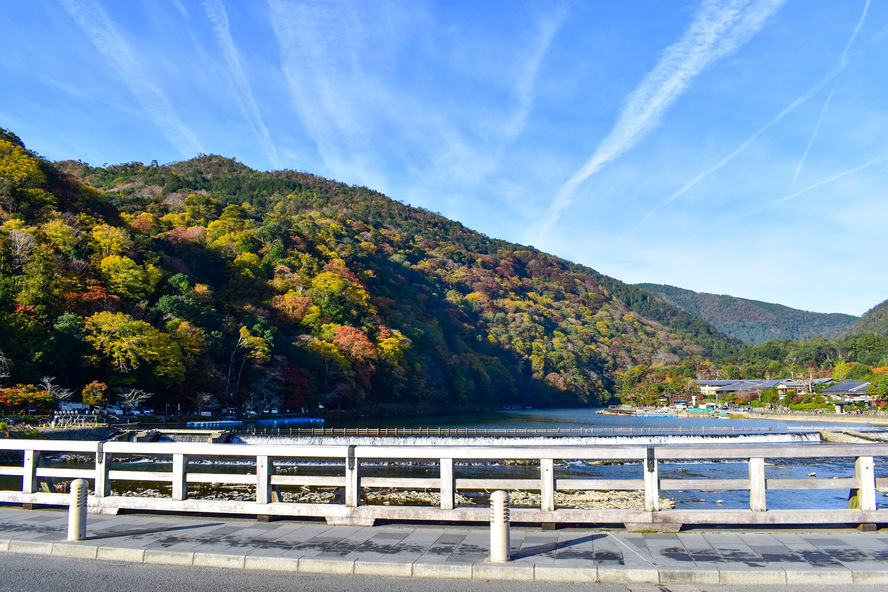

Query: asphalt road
[2,554,887,592]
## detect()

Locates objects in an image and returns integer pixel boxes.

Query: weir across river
[231,425,836,437]
[1,437,888,531]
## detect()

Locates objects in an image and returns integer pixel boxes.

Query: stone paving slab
[3,506,888,583]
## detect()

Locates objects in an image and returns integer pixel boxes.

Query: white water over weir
[237,432,820,446]
[234,425,827,439]
[0,438,885,531]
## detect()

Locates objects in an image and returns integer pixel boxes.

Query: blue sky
[2,1,886,316]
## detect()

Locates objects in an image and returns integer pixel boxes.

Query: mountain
[0,127,739,414]
[636,283,857,345]
[844,299,888,338]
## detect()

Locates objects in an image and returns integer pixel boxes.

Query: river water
[8,408,888,513]
[237,408,888,511]
[326,407,875,432]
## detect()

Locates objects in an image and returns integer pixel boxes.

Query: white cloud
[534,0,785,242]
[267,0,402,184]
[502,7,568,143]
[58,0,202,157]
[626,74,833,236]
[790,0,870,190]
[730,154,887,221]
[172,0,189,19]
[202,0,281,169]
[267,0,568,200]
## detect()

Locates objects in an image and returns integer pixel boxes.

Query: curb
[3,537,888,584]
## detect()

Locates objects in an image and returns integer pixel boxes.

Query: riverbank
[617,405,888,427]
[736,411,888,426]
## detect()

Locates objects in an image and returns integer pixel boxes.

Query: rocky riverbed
[509,489,675,510]
[96,482,672,509]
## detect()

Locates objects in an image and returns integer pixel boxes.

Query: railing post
[849,456,876,511]
[22,450,37,494]
[489,490,510,563]
[749,457,766,512]
[540,458,555,512]
[94,442,110,497]
[345,445,360,507]
[172,453,187,501]
[68,479,88,541]
[644,447,659,512]
[439,458,454,510]
[257,455,273,504]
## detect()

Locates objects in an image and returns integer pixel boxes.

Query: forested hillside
[0,128,739,415]
[844,300,888,338]
[637,283,856,344]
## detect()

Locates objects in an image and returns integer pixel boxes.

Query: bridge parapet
[0,439,885,531]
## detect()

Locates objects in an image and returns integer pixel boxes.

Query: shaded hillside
[637,283,856,345]
[0,126,738,414]
[844,299,888,338]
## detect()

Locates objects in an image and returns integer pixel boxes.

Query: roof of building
[822,380,870,394]
[696,377,835,392]
[715,381,767,393]
[758,378,790,389]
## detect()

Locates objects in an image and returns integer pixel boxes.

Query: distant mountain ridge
[636,283,857,345]
[844,299,888,338]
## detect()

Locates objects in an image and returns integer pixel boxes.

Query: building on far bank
[697,380,745,397]
[822,380,871,397]
[694,378,879,413]
[819,380,872,413]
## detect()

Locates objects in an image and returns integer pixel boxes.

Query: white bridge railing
[0,440,886,530]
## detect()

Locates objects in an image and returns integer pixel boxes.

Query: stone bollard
[68,479,88,541]
[489,490,510,563]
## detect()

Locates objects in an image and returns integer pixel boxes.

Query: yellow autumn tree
[90,224,132,257]
[308,271,374,325]
[99,255,160,300]
[0,139,55,216]
[41,218,82,257]
[82,312,184,384]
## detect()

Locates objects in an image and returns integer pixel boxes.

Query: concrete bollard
[68,478,88,541]
[489,490,510,563]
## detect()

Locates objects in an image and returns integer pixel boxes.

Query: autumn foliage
[0,126,750,415]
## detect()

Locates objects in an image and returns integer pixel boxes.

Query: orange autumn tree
[0,384,53,412]
[81,381,108,407]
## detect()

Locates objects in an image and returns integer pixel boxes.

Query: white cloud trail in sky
[202,0,281,169]
[624,72,834,236]
[58,0,202,157]
[790,79,839,191]
[268,0,393,184]
[633,2,868,234]
[535,0,785,241]
[730,154,886,222]
[789,0,869,190]
[664,79,829,204]
[503,7,568,143]
[268,0,566,193]
[172,0,189,19]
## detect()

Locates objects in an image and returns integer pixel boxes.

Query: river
[7,408,888,513]
[236,408,888,511]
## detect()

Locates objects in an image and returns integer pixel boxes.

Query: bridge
[0,439,885,531]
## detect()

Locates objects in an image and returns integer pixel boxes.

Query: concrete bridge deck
[2,506,888,585]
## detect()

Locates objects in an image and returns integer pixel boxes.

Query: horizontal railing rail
[233,425,837,437]
[0,439,886,529]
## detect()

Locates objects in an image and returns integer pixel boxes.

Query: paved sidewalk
[2,506,888,585]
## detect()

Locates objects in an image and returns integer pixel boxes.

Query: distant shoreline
[621,405,888,426]
[735,411,888,426]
